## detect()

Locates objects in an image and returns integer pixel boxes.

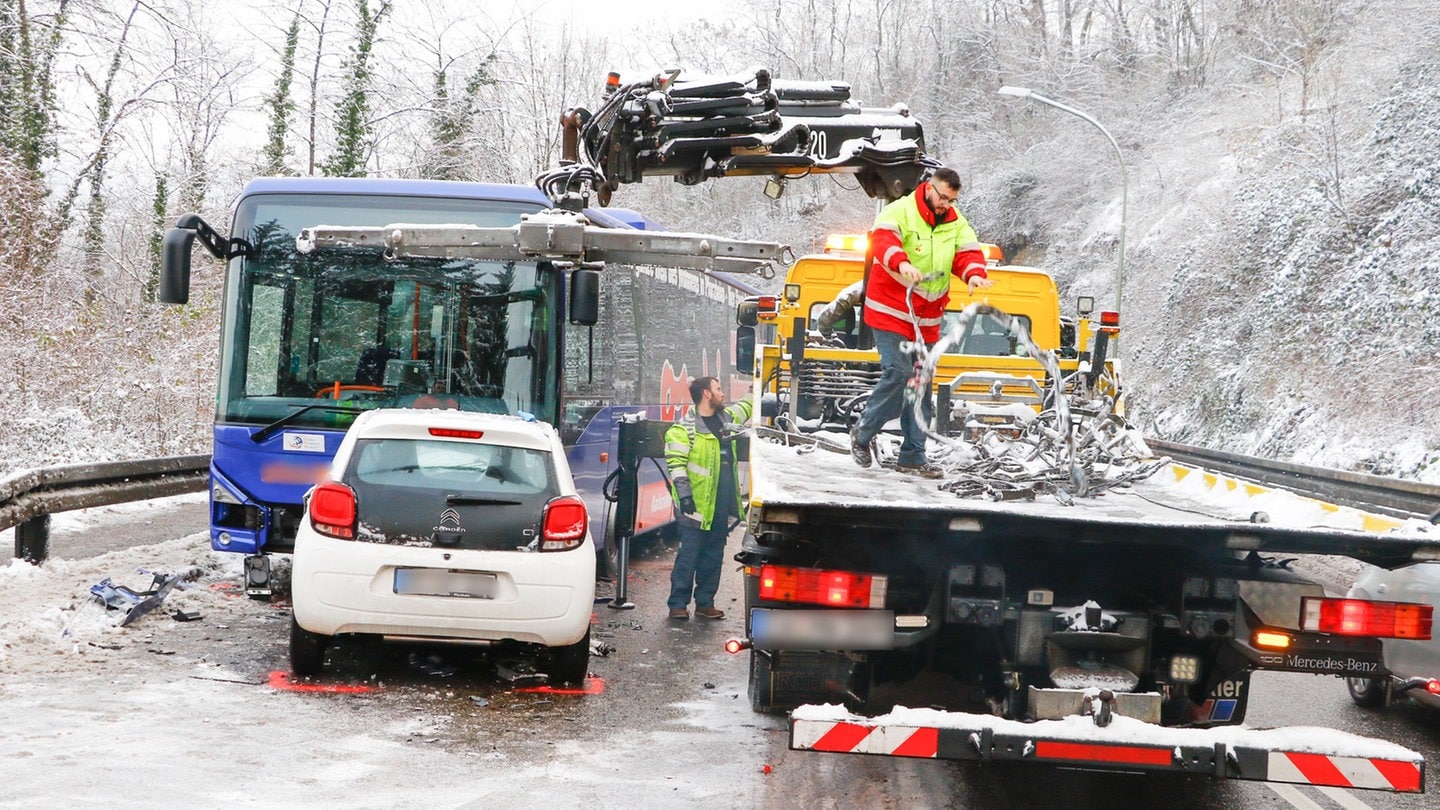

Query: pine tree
[424,54,496,181]
[261,13,303,176]
[322,0,390,178]
[145,174,168,303]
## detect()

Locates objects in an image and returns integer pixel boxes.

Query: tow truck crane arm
[542,68,937,207]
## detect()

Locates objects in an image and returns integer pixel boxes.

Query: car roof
[346,409,556,452]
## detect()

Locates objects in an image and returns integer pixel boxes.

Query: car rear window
[350,438,554,493]
[342,437,559,548]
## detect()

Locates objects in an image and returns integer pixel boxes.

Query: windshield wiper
[251,404,359,444]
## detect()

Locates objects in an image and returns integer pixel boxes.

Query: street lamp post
[997,86,1127,312]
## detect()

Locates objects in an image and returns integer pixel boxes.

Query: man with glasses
[851,167,993,478]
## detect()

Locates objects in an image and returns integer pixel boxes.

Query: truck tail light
[541,496,588,551]
[757,564,887,609]
[1252,629,1292,650]
[1300,597,1433,639]
[756,295,779,320]
[309,482,357,540]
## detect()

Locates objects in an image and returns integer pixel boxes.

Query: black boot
[851,433,875,468]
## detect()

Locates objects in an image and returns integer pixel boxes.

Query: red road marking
[514,677,606,696]
[268,670,378,694]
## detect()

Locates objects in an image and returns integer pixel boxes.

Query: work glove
[675,478,697,515]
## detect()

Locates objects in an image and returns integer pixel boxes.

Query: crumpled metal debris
[90,567,204,627]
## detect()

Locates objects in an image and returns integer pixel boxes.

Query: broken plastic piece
[172,610,202,622]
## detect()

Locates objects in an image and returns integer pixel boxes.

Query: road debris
[89,567,205,627]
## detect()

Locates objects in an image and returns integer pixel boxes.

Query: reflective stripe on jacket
[865,182,987,343]
[664,397,753,531]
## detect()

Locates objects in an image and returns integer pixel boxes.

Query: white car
[290,409,595,682]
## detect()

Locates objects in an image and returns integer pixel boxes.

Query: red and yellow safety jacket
[865,182,988,343]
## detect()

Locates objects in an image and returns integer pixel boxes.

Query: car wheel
[549,627,591,685]
[1347,675,1387,708]
[290,615,329,677]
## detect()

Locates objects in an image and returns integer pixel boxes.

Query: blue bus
[160,176,760,594]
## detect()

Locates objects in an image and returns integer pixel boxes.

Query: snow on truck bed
[747,438,1440,546]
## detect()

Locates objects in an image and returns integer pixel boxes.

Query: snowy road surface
[1,494,1437,808]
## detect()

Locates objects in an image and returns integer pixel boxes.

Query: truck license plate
[394,568,497,599]
[750,608,894,650]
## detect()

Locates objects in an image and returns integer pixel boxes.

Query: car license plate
[749,608,894,650]
[394,568,498,599]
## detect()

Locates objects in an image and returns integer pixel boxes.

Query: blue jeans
[854,329,932,467]
[668,517,730,610]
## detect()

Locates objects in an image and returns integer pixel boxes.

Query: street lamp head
[997,86,1033,99]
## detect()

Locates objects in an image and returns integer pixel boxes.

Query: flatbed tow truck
[723,228,1437,793]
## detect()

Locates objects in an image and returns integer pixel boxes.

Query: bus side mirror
[160,227,195,304]
[569,268,600,326]
[735,325,756,374]
[160,213,247,305]
[736,300,759,327]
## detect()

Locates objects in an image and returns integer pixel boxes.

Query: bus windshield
[219,193,558,429]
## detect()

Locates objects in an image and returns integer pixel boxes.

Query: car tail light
[541,495,588,551]
[1300,597,1433,639]
[429,427,484,439]
[757,564,887,609]
[309,482,357,540]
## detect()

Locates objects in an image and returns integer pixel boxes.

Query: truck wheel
[749,650,782,714]
[289,616,329,677]
[550,628,591,685]
[1346,676,1387,708]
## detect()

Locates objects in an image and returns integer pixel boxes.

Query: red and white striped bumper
[790,706,1424,793]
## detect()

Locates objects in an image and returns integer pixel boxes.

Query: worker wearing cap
[852,167,992,478]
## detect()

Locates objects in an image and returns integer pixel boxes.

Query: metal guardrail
[1,455,210,563]
[1148,438,1440,521]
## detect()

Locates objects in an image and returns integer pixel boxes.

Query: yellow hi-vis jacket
[664,397,753,531]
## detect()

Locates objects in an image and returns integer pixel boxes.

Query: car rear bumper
[291,529,596,647]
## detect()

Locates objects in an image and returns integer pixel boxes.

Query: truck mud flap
[789,705,1424,793]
